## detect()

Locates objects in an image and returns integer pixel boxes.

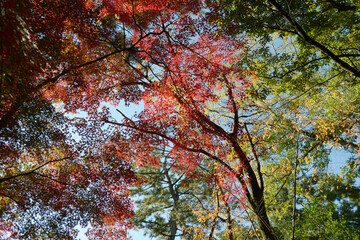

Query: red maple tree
[101,8,277,239]
[1,0,204,238]
[1,0,276,238]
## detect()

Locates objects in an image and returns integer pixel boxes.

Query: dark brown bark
[232,140,277,240]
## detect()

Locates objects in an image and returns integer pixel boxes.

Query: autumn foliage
[0,0,230,238]
[3,0,359,239]
[0,0,203,238]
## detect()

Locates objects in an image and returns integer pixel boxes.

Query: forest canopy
[1,0,360,239]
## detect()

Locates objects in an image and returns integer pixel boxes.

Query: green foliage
[204,1,360,238]
[214,0,360,82]
[131,153,208,239]
[296,200,360,240]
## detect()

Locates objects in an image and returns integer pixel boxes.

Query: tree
[210,0,360,154]
[102,16,278,237]
[0,115,139,239]
[245,89,360,238]
[206,0,360,159]
[205,1,360,238]
[132,146,253,240]
[1,0,204,237]
[4,0,359,239]
[131,148,206,240]
[293,172,360,239]
[212,0,360,81]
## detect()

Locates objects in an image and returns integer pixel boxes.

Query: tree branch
[0,156,72,184]
[267,0,360,79]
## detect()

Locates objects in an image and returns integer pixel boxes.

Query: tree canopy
[1,0,359,239]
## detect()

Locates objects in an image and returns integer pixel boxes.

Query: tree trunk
[233,141,277,240]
